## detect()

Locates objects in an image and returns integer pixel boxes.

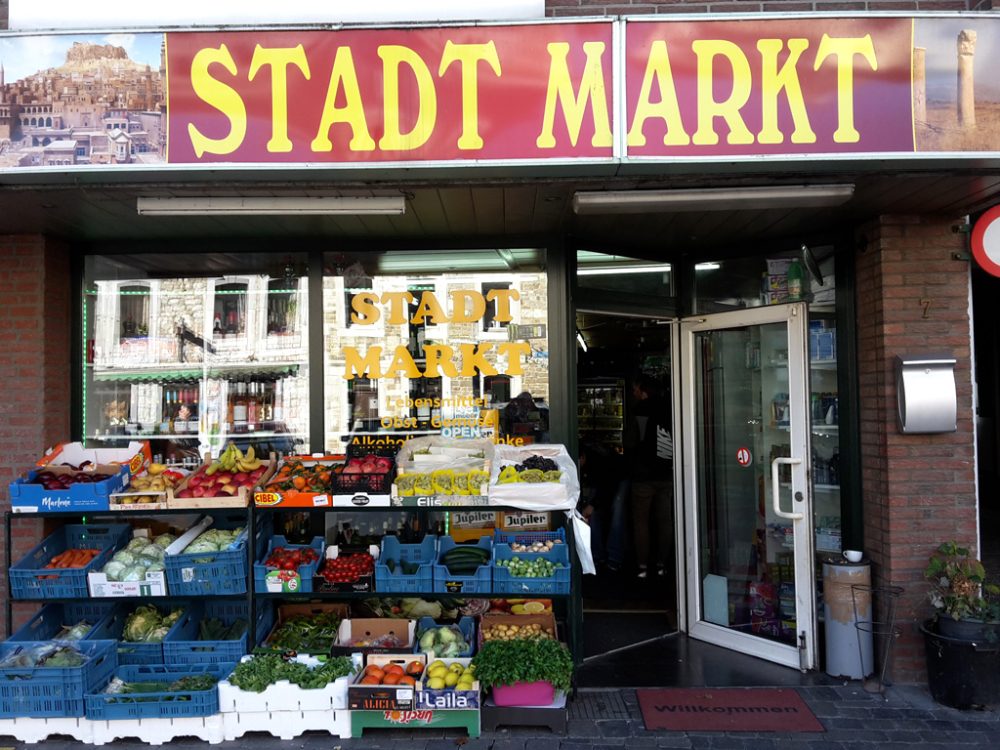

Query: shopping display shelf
[253,590,569,600]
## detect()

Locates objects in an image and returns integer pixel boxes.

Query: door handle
[771,457,804,520]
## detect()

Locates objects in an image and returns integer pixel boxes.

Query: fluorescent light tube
[137,196,406,216]
[577,263,672,276]
[576,331,588,352]
[572,184,854,214]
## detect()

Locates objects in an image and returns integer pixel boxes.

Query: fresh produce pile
[265,460,340,493]
[382,557,423,575]
[44,548,101,569]
[174,444,267,499]
[228,654,355,692]
[197,617,248,641]
[180,526,244,554]
[471,637,573,692]
[264,611,344,653]
[496,556,565,578]
[28,468,114,490]
[318,553,374,586]
[124,463,183,502]
[263,545,320,571]
[480,621,555,641]
[357,660,421,686]
[395,468,491,497]
[102,673,220,701]
[122,605,184,643]
[357,597,482,619]
[509,538,563,553]
[0,643,88,668]
[346,632,406,648]
[53,620,96,640]
[439,545,491,575]
[416,624,469,658]
[99,533,175,582]
[496,454,562,484]
[335,454,394,493]
[424,659,476,691]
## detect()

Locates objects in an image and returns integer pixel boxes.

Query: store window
[119,284,150,340]
[83,253,310,462]
[213,281,248,336]
[323,248,548,452]
[576,250,673,298]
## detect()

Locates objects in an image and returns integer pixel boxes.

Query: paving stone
[596,720,632,737]
[654,737,694,748]
[565,719,601,737]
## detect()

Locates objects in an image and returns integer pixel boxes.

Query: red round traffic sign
[736,447,752,467]
[971,205,1000,277]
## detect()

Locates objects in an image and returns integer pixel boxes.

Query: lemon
[449,662,465,674]
[522,601,547,613]
[444,672,460,687]
[461,669,474,679]
[457,677,474,690]
[428,666,448,679]
[428,676,446,690]
[428,660,446,672]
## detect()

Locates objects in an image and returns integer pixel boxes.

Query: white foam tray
[0,714,225,745]
[217,673,351,712]
[222,708,351,740]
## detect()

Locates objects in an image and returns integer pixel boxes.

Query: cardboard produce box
[168,451,276,509]
[416,656,480,710]
[331,618,415,656]
[36,440,152,476]
[87,568,168,598]
[253,454,343,509]
[478,612,557,647]
[260,602,350,655]
[348,653,421,710]
[10,463,130,514]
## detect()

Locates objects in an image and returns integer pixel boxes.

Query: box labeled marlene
[9,464,130,514]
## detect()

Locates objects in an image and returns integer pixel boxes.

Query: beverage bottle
[786,259,804,302]
[233,381,248,428]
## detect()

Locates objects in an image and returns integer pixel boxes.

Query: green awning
[93,363,299,382]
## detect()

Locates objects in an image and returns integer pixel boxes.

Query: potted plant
[924,541,1000,641]
[921,541,1000,710]
[470,637,573,707]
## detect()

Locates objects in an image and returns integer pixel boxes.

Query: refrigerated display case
[577,378,625,452]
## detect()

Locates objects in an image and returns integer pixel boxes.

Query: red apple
[176,489,194,498]
[233,472,249,484]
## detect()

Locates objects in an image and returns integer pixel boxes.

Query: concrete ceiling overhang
[2,157,1000,253]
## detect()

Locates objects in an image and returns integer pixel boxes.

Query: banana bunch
[205,444,263,475]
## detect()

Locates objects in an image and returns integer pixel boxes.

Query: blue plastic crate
[0,639,117,718]
[433,536,492,594]
[413,616,475,657]
[375,535,437,594]
[100,603,190,666]
[9,602,117,642]
[164,516,251,596]
[492,542,571,595]
[84,662,232,720]
[493,528,566,547]
[9,524,131,600]
[253,535,325,594]
[162,601,261,666]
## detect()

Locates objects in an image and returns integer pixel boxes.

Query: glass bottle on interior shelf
[273,380,284,422]
[247,382,259,428]
[233,381,248,429]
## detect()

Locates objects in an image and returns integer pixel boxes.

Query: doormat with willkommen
[637,687,824,732]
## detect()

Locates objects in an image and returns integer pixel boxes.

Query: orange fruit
[383,673,402,685]
[292,476,307,490]
[405,660,424,676]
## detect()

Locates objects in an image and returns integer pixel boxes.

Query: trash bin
[823,558,872,679]
[922,620,1000,709]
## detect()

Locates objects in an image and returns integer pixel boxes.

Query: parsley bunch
[471,637,573,692]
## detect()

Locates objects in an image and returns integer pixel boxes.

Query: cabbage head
[153,534,176,549]
[127,537,149,552]
[140,544,164,560]
[112,550,136,565]
[121,564,148,582]
[123,605,160,642]
[144,625,170,643]
[102,560,127,581]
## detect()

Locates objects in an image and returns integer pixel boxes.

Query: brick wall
[854,216,977,684]
[0,236,72,626]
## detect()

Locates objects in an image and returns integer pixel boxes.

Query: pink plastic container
[491,680,555,706]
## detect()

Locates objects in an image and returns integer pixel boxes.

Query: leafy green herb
[263,613,342,653]
[228,654,355,692]
[471,638,573,692]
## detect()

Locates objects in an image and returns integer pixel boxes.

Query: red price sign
[736,447,753,467]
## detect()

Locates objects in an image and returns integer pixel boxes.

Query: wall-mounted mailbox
[895,356,957,434]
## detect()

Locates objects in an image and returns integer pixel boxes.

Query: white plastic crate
[222,708,350,740]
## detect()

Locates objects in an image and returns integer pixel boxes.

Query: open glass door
[680,303,818,670]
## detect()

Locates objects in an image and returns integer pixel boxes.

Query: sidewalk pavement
[3,683,997,749]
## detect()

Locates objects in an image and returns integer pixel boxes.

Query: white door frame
[678,303,817,671]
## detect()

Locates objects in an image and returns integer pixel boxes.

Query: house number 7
[920,299,931,319]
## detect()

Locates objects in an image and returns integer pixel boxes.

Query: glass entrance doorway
[680,303,818,670]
